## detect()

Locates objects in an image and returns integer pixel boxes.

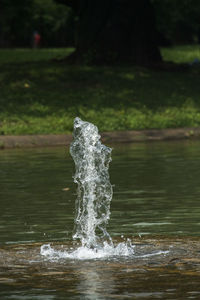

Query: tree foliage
[152,0,200,44]
[32,0,73,46]
[0,0,72,47]
[0,0,33,46]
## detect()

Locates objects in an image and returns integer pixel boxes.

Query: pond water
[0,140,200,299]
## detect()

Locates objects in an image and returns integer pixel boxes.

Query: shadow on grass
[1,47,200,134]
[1,60,200,115]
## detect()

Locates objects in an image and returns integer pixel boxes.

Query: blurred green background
[1,0,200,135]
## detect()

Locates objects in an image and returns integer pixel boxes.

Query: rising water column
[70,117,113,248]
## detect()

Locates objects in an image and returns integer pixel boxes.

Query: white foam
[40,240,135,261]
[40,242,170,261]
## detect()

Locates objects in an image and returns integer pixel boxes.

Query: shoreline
[0,127,200,149]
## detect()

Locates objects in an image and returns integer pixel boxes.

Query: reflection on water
[0,147,75,244]
[1,237,200,300]
[109,140,200,237]
[77,266,112,300]
[1,140,200,244]
[1,140,200,299]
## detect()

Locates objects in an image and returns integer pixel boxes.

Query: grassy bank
[0,46,200,135]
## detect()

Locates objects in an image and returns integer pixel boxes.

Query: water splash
[40,240,135,261]
[70,117,113,248]
[40,118,168,260]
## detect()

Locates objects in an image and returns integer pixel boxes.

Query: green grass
[161,45,200,64]
[0,46,200,135]
[0,48,74,64]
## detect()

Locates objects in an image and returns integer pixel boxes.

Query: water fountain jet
[40,117,135,259]
[70,117,113,248]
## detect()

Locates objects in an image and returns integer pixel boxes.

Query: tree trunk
[58,0,162,65]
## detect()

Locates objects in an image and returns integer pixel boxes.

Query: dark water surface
[0,140,200,299]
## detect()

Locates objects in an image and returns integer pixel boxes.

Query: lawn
[0,46,200,134]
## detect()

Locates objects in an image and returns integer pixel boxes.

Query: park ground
[0,45,200,135]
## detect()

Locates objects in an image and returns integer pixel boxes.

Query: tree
[0,0,33,47]
[55,0,162,65]
[32,0,73,47]
[152,0,200,45]
[0,0,72,48]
